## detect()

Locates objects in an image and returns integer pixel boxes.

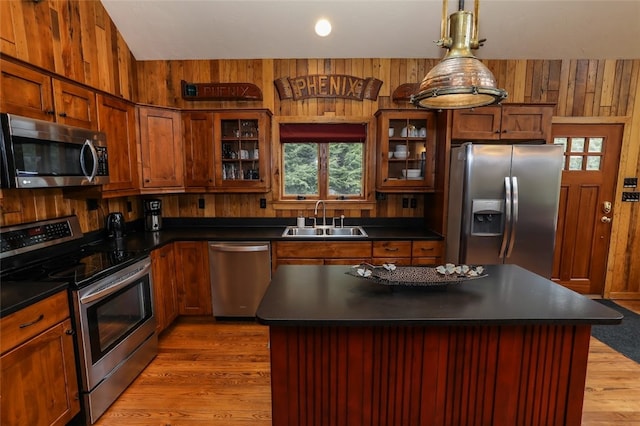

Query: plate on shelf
[347,263,487,287]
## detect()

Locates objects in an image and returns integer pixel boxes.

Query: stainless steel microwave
[0,113,109,188]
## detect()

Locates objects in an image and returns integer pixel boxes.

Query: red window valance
[279,123,367,143]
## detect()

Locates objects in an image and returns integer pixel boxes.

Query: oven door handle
[80,263,150,304]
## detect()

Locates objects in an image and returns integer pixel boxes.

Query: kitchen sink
[282,225,368,238]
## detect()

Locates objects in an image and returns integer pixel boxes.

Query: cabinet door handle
[45,110,55,115]
[19,314,44,328]
[58,112,67,117]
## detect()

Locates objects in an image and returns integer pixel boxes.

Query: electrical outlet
[260,198,267,208]
[410,198,417,208]
[86,199,98,211]
[402,198,409,208]
[198,198,205,209]
[622,192,639,202]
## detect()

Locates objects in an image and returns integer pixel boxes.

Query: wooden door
[151,244,178,333]
[52,79,97,129]
[138,106,184,189]
[183,112,215,187]
[0,59,54,120]
[97,95,138,194]
[1,319,80,426]
[551,123,623,295]
[174,241,212,315]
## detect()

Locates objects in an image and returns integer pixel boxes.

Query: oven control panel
[0,216,83,258]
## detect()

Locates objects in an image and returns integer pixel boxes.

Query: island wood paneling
[268,324,592,426]
[0,0,637,298]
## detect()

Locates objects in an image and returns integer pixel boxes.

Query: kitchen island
[256,264,622,426]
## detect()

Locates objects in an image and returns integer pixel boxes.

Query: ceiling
[100,0,640,61]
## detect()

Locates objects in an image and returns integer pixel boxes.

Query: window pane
[569,156,583,170]
[588,137,604,153]
[283,143,318,196]
[586,156,601,170]
[570,138,585,153]
[328,143,363,196]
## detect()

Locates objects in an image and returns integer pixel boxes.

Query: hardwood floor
[94,301,640,426]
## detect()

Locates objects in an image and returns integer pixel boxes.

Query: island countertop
[256,264,622,326]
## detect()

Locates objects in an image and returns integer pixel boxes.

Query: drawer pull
[385,247,399,252]
[19,314,44,328]
[421,247,434,251]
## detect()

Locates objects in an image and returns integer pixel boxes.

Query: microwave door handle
[506,176,519,258]
[80,140,98,182]
[498,176,511,259]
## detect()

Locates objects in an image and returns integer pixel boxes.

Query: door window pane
[588,137,604,153]
[569,156,583,170]
[586,156,601,170]
[554,137,568,152]
[570,138,585,152]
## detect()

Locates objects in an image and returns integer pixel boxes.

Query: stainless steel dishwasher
[208,241,271,317]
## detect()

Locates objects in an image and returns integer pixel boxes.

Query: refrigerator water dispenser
[471,199,504,236]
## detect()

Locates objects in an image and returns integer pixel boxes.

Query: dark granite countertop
[255,264,623,326]
[1,218,442,318]
[1,281,70,318]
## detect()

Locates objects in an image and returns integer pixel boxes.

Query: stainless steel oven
[72,257,157,424]
[1,216,157,425]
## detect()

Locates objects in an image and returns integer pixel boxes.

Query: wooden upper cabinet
[0,59,54,119]
[98,95,139,195]
[138,106,184,190]
[51,79,98,129]
[0,59,97,129]
[183,112,215,188]
[451,104,553,143]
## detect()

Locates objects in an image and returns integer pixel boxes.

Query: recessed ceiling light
[315,19,331,37]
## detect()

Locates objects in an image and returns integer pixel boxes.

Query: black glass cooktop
[2,248,141,288]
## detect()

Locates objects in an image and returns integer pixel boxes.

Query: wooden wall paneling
[0,2,14,54]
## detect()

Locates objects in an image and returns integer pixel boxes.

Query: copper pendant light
[411,0,507,110]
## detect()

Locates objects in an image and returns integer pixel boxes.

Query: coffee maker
[143,199,162,232]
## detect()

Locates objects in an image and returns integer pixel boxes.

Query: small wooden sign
[274,74,382,101]
[181,80,263,101]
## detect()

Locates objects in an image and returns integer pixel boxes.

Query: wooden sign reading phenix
[274,74,382,101]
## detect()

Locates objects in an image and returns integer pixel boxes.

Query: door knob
[601,216,612,223]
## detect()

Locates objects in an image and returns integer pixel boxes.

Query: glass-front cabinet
[375,110,436,192]
[215,110,271,192]
[214,110,271,192]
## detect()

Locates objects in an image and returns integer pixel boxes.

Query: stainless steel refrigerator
[446,143,563,278]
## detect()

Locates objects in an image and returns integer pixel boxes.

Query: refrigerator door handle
[506,176,519,258]
[499,176,512,259]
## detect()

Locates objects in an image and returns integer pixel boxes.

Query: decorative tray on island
[347,263,487,287]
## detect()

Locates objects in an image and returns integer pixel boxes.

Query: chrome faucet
[314,200,326,227]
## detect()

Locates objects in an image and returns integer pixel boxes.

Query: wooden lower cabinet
[372,240,412,265]
[411,240,444,265]
[0,291,80,426]
[150,243,179,333]
[273,241,372,268]
[174,241,212,315]
[274,240,444,268]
